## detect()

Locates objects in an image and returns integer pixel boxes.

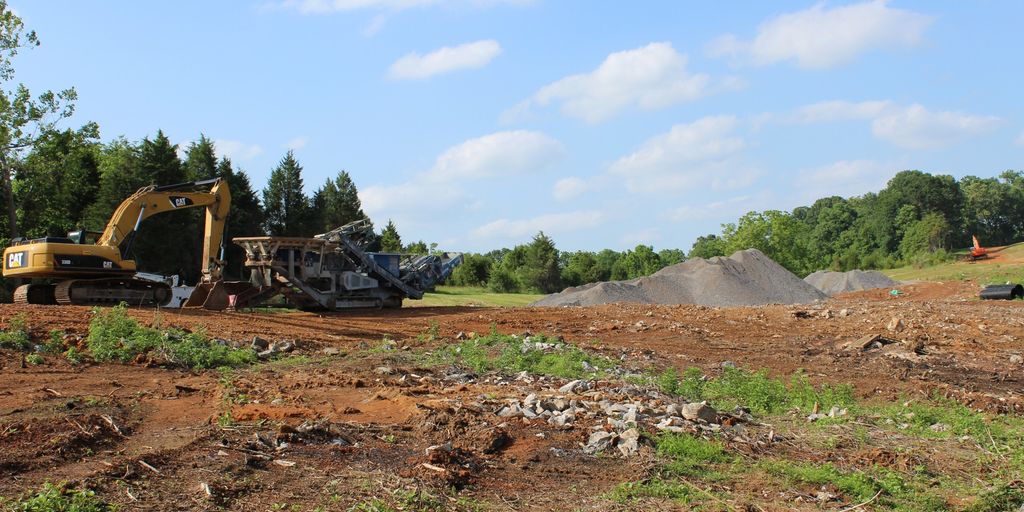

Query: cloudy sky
[13,1,1024,252]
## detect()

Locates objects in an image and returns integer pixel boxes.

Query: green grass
[884,242,1024,284]
[0,313,31,350]
[653,366,855,415]
[413,286,543,307]
[656,433,731,477]
[607,479,699,504]
[1,482,115,511]
[431,331,616,379]
[87,303,256,369]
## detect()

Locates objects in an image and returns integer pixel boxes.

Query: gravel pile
[532,248,826,307]
[804,270,898,296]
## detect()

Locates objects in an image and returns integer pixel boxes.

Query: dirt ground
[1,280,1022,510]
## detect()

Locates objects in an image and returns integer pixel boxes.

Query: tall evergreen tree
[262,151,311,236]
[311,170,367,232]
[133,131,194,279]
[217,157,264,278]
[184,134,217,181]
[379,219,402,252]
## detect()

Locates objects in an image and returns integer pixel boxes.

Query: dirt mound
[804,269,898,296]
[532,249,826,307]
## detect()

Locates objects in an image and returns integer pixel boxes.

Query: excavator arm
[98,178,231,282]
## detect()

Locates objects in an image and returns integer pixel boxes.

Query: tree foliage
[262,151,311,236]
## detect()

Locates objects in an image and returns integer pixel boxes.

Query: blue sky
[11,1,1024,253]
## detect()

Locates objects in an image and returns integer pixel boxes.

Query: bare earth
[1,280,1022,510]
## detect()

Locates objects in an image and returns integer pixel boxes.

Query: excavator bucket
[184,281,230,310]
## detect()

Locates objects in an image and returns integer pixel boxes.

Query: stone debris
[887,317,906,333]
[490,379,747,457]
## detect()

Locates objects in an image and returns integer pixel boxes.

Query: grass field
[414,286,543,307]
[884,242,1024,283]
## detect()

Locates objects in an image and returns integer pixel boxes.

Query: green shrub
[86,303,254,369]
[1,482,115,511]
[0,313,31,350]
[607,479,697,504]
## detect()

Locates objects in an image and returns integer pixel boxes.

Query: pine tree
[184,134,217,181]
[379,220,402,252]
[262,151,311,236]
[133,130,194,279]
[311,170,367,232]
[217,157,264,278]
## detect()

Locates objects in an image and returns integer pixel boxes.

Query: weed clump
[86,303,254,369]
[433,332,614,379]
[655,366,855,415]
[0,313,31,350]
[1,482,115,511]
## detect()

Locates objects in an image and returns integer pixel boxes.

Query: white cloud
[772,100,1001,149]
[789,100,893,123]
[285,136,309,150]
[870,104,1001,149]
[666,195,751,222]
[427,130,564,181]
[359,181,463,213]
[389,40,502,80]
[797,159,896,201]
[620,228,661,246]
[708,0,933,69]
[608,116,753,193]
[552,177,589,202]
[472,210,604,238]
[360,130,563,216]
[506,42,710,123]
[213,139,264,161]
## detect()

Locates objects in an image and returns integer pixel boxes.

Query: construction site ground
[2,280,1023,510]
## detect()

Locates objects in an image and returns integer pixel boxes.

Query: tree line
[445,169,1024,295]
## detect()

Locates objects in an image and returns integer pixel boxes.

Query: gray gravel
[532,249,826,307]
[803,269,898,296]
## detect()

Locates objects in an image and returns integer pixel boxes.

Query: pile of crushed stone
[803,269,898,296]
[531,248,827,308]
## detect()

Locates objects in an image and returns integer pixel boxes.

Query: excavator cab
[67,230,102,245]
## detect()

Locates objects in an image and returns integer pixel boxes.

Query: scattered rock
[616,428,640,457]
[679,402,718,424]
[1010,354,1023,365]
[251,336,270,351]
[583,431,617,454]
[887,317,905,333]
[321,347,342,356]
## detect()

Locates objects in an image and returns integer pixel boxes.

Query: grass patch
[656,433,731,477]
[1,482,115,511]
[607,479,699,504]
[0,313,31,350]
[654,366,855,415]
[884,242,1024,284]
[414,286,543,308]
[87,303,255,369]
[431,331,615,379]
[760,459,947,510]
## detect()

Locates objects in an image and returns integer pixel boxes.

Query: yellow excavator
[2,178,231,307]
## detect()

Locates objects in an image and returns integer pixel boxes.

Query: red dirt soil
[1,279,1022,510]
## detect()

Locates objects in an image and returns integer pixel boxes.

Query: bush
[86,303,254,369]
[0,313,32,350]
[433,332,615,379]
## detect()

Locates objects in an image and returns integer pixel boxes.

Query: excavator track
[13,284,56,305]
[54,278,172,307]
